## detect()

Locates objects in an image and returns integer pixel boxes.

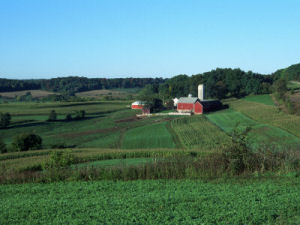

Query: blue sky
[0,0,300,79]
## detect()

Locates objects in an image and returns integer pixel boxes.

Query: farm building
[177,97,222,114]
[131,101,145,109]
[177,84,223,114]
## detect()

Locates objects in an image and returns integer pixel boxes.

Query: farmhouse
[177,84,223,114]
[131,101,145,109]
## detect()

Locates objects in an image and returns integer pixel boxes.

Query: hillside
[273,63,300,81]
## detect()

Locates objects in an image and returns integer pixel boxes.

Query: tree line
[0,77,166,95]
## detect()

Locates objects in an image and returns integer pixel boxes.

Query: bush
[11,133,42,151]
[0,112,11,128]
[75,110,85,119]
[48,110,57,121]
[0,139,7,154]
[65,113,72,121]
[43,150,74,170]
[42,150,75,182]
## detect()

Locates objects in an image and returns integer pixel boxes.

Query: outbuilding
[131,101,144,109]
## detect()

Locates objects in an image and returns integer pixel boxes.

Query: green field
[122,122,176,149]
[206,109,300,150]
[243,94,274,106]
[171,116,231,150]
[1,179,299,224]
[229,99,300,137]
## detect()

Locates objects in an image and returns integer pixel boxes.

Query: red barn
[177,97,223,114]
[131,101,144,109]
[177,97,203,114]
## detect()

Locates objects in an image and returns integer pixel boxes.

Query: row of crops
[171,116,231,150]
[1,179,299,224]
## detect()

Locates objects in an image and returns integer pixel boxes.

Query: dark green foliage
[65,113,72,121]
[138,84,164,112]
[273,79,288,98]
[75,110,85,119]
[0,112,11,128]
[11,133,42,151]
[157,68,272,100]
[0,139,7,154]
[47,110,57,121]
[0,77,165,94]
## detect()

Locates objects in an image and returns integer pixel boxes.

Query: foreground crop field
[1,179,299,224]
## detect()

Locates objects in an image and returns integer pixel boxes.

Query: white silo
[198,84,204,100]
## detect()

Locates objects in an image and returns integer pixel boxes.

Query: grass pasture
[206,110,300,150]
[1,179,299,224]
[229,99,300,137]
[243,94,274,106]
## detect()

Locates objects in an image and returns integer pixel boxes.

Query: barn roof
[177,97,199,104]
[131,101,145,105]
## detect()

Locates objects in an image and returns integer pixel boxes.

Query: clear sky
[1,0,300,79]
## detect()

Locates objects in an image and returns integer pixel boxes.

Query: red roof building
[131,101,145,109]
[177,97,222,114]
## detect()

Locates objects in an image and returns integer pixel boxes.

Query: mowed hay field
[1,179,300,224]
[76,88,141,99]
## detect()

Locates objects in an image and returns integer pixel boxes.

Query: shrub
[43,150,74,170]
[75,110,85,119]
[0,139,7,154]
[0,112,11,128]
[48,110,57,121]
[11,133,42,151]
[42,150,75,182]
[65,113,72,121]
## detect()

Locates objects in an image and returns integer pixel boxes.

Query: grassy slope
[1,179,299,224]
[206,110,300,150]
[229,99,300,137]
[122,122,176,149]
[243,94,274,106]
